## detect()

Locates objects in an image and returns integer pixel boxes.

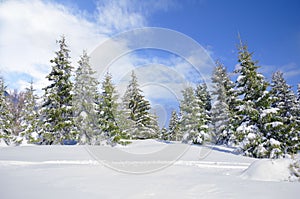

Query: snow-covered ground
[0,140,299,199]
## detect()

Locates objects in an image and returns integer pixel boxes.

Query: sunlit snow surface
[0,140,299,199]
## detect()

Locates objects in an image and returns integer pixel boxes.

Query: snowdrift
[241,158,298,182]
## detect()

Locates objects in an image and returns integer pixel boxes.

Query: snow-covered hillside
[0,140,299,199]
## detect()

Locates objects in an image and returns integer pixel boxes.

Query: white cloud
[0,0,149,93]
[0,0,215,105]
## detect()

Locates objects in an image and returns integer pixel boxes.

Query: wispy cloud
[0,0,156,92]
[0,0,214,102]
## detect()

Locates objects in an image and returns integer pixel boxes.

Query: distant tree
[7,89,25,139]
[121,71,159,139]
[73,51,99,144]
[160,127,169,141]
[297,84,300,102]
[179,85,210,144]
[40,36,77,145]
[211,62,239,145]
[0,77,12,145]
[168,110,181,141]
[20,81,41,144]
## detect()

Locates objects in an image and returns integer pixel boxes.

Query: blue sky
[54,0,300,87]
[0,0,299,127]
[0,0,299,89]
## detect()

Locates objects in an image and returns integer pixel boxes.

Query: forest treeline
[0,36,299,159]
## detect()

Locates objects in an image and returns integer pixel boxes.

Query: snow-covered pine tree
[160,127,169,141]
[194,83,211,142]
[297,84,300,102]
[234,40,270,158]
[98,72,127,145]
[73,51,99,144]
[20,81,40,144]
[270,71,300,155]
[180,85,210,144]
[211,62,239,145]
[7,90,26,145]
[40,36,77,145]
[122,71,159,139]
[168,110,181,141]
[179,87,196,143]
[0,77,12,145]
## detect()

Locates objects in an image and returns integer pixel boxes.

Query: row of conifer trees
[1,36,299,158]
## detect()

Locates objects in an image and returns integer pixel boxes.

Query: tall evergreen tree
[0,77,12,145]
[40,36,77,145]
[122,71,158,139]
[270,71,300,155]
[211,62,239,145]
[194,83,211,141]
[98,72,126,145]
[73,51,99,144]
[234,40,270,157]
[20,81,40,144]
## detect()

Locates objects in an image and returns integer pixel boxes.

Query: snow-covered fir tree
[98,72,127,145]
[297,84,300,102]
[160,127,169,141]
[40,36,77,145]
[180,85,210,144]
[270,71,300,155]
[122,71,159,139]
[211,62,239,145]
[168,110,181,141]
[6,90,26,145]
[20,81,40,144]
[234,40,271,158]
[73,51,99,144]
[0,77,12,145]
[194,83,211,141]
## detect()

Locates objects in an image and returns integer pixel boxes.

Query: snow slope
[0,140,299,199]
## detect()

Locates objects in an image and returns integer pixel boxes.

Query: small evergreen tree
[179,85,210,144]
[40,36,77,145]
[73,51,99,144]
[6,90,27,145]
[160,127,169,141]
[168,110,181,141]
[20,81,40,144]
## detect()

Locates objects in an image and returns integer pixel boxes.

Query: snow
[260,107,279,118]
[247,132,256,139]
[241,158,295,182]
[270,138,280,146]
[236,75,244,83]
[0,140,299,199]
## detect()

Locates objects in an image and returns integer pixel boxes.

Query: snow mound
[0,139,8,147]
[241,158,294,182]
